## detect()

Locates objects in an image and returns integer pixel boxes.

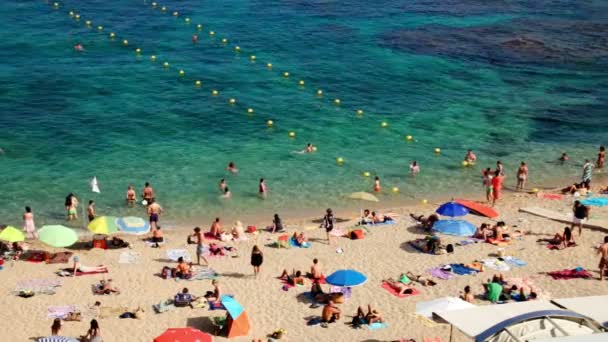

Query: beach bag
[161,266,171,279]
[446,244,454,253]
[350,230,364,240]
[247,225,257,233]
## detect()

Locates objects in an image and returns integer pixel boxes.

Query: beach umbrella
[154,328,212,342]
[581,197,608,207]
[415,296,475,318]
[433,220,476,237]
[37,337,78,342]
[0,226,25,243]
[38,225,78,248]
[116,216,150,235]
[436,201,469,217]
[87,216,118,235]
[219,295,250,338]
[348,192,379,202]
[326,269,367,287]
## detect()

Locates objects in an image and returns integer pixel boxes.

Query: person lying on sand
[405,272,437,286]
[72,256,108,276]
[371,211,394,223]
[383,278,414,295]
[94,279,120,295]
[537,227,575,249]
[279,269,305,286]
[351,304,383,327]
[410,213,438,231]
[292,231,307,245]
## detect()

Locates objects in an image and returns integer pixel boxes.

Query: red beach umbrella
[154,328,213,342]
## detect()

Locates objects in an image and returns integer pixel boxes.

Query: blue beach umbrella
[326,269,367,287]
[116,217,150,235]
[433,220,476,237]
[220,295,244,319]
[436,201,469,217]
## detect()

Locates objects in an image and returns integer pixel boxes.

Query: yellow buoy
[288,131,296,138]
[221,38,228,44]
[266,120,273,127]
[266,63,273,69]
[53,2,59,8]
[179,70,185,77]
[135,48,141,54]
[406,135,413,141]
[334,99,341,105]
[152,2,157,7]
[422,199,428,204]
[97,25,103,31]
[172,11,179,16]
[209,31,215,36]
[161,6,166,12]
[434,148,441,154]
[109,32,116,38]
[312,146,318,152]
[336,157,344,165]
[85,20,92,26]
[150,55,157,62]
[212,90,219,96]
[185,17,190,23]
[250,55,256,61]
[317,89,323,96]
[195,80,202,87]
[363,171,370,177]
[381,122,388,128]
[197,24,203,30]
[163,61,169,68]
[283,72,289,78]
[229,98,236,104]
[69,11,74,17]
[247,108,254,114]
[234,46,240,52]
[74,14,80,20]
[392,187,399,193]
[462,161,469,167]
[356,109,364,116]
[123,39,129,46]
[532,188,539,193]
[298,80,305,86]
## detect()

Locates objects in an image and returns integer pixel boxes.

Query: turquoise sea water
[0,0,607,227]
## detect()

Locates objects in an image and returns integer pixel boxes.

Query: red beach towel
[381,282,420,298]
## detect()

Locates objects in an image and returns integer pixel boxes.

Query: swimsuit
[149,213,159,223]
[196,245,204,256]
[251,253,263,267]
[323,215,334,232]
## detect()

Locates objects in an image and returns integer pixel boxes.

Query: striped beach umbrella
[116,216,150,235]
[37,336,78,342]
[87,216,119,235]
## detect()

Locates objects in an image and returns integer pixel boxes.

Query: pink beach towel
[547,269,592,280]
[381,282,420,298]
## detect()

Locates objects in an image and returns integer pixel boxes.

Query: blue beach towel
[289,237,311,248]
[504,256,527,267]
[449,264,478,275]
[366,322,389,330]
[364,220,396,226]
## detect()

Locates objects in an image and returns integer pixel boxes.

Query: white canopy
[534,333,608,342]
[415,296,476,319]
[552,296,608,327]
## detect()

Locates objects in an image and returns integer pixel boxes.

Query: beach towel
[330,286,352,301]
[47,252,73,264]
[25,251,49,263]
[364,220,396,226]
[16,279,62,294]
[482,259,511,272]
[59,268,108,276]
[503,256,527,267]
[48,305,76,319]
[381,282,420,298]
[208,300,225,310]
[144,238,167,247]
[307,317,323,326]
[329,228,347,237]
[118,251,141,264]
[203,232,220,240]
[153,300,176,314]
[188,268,219,281]
[541,193,564,200]
[166,249,191,262]
[427,268,453,280]
[487,238,513,246]
[366,322,389,330]
[289,237,311,248]
[548,268,592,280]
[449,264,478,275]
[507,277,550,299]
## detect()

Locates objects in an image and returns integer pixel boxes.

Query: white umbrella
[415,296,476,318]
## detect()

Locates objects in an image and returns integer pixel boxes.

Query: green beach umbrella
[0,226,25,243]
[87,216,118,235]
[38,225,78,248]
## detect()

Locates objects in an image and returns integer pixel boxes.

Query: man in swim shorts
[147,199,163,231]
[189,227,209,266]
[598,236,608,281]
[142,182,155,204]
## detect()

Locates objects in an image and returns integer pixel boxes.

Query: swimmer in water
[192,35,198,44]
[259,178,267,199]
[464,150,477,163]
[219,179,227,192]
[292,143,315,154]
[226,162,238,174]
[410,161,420,177]
[74,43,84,51]
[374,176,381,193]
[559,153,569,163]
[221,187,231,199]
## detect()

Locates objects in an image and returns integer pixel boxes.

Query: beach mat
[364,220,396,226]
[289,237,311,248]
[366,322,389,330]
[381,282,420,298]
[166,249,192,262]
[60,268,108,276]
[547,269,592,280]
[519,207,608,230]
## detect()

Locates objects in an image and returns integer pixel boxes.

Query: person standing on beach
[410,161,420,177]
[374,176,381,193]
[142,182,154,205]
[147,199,163,231]
[491,170,504,207]
[321,208,336,245]
[87,200,96,223]
[598,236,608,281]
[259,178,267,199]
[126,185,136,207]
[482,168,494,203]
[582,159,594,183]
[572,200,589,236]
[189,227,209,266]
[22,206,37,239]
[496,161,505,176]
[597,146,605,169]
[516,162,528,191]
[251,245,263,277]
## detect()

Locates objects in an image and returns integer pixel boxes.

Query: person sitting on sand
[279,269,305,286]
[204,279,221,302]
[310,258,324,280]
[355,304,383,325]
[460,285,475,303]
[11,242,24,260]
[231,221,246,240]
[371,211,394,223]
[174,287,198,308]
[538,227,575,249]
[151,226,164,247]
[490,221,510,241]
[51,318,62,335]
[111,236,129,248]
[322,300,341,324]
[425,235,442,254]
[269,213,285,233]
[483,277,504,303]
[172,257,192,279]
[382,278,414,295]
[209,217,222,238]
[293,231,307,245]
[410,213,438,231]
[474,223,492,240]
[72,256,108,276]
[360,209,373,224]
[94,279,120,295]
[81,319,102,342]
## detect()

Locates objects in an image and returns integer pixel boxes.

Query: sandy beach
[2,180,608,342]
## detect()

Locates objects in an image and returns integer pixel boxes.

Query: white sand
[2,188,608,342]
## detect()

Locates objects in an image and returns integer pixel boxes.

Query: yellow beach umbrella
[348,191,379,202]
[87,216,119,235]
[0,226,25,243]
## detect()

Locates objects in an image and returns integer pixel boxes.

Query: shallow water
[0,0,606,227]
